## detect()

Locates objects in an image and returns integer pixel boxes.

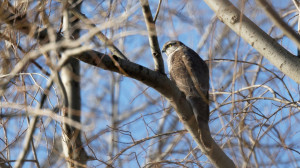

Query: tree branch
[139,0,165,74]
[203,0,300,84]
[70,9,129,60]
[153,0,163,23]
[60,1,89,167]
[256,0,300,49]
[14,80,54,168]
[292,0,300,57]
[73,50,235,167]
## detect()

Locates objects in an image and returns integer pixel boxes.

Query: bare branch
[292,0,300,57]
[14,79,54,168]
[256,0,300,50]
[70,9,129,60]
[153,0,163,23]
[140,0,165,74]
[109,130,187,164]
[73,51,171,97]
[73,50,235,168]
[60,1,89,167]
[203,0,300,84]
[0,103,91,130]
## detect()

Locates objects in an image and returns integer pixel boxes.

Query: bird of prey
[162,40,209,127]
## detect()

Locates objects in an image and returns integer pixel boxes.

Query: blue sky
[1,0,300,167]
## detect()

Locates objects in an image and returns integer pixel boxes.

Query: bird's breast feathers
[167,46,184,71]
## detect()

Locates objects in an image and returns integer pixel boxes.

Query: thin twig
[109,130,187,164]
[0,103,93,130]
[153,0,162,23]
[14,80,53,168]
[70,9,129,60]
[21,76,41,168]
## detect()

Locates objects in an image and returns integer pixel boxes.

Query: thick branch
[61,1,88,167]
[203,0,300,84]
[74,51,170,96]
[256,0,300,49]
[292,0,300,57]
[73,51,235,167]
[140,0,165,74]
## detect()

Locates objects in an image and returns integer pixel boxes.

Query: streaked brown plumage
[162,40,209,125]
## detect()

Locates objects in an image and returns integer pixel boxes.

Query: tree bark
[61,1,88,167]
[203,0,300,84]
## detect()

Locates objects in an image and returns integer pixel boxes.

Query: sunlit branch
[256,0,300,50]
[203,0,300,84]
[153,0,163,23]
[140,0,165,74]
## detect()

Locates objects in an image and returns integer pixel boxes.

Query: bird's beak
[162,48,166,53]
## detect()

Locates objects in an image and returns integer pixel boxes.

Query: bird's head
[162,40,184,56]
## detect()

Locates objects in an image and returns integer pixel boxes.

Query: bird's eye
[168,44,172,48]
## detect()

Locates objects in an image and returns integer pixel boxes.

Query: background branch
[14,80,54,168]
[70,9,128,60]
[153,0,162,23]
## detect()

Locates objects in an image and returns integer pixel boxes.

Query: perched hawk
[162,40,209,126]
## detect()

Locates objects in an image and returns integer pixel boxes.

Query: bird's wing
[181,48,210,123]
[181,48,209,101]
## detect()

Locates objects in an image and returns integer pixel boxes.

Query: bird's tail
[187,96,209,124]
[187,96,212,147]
